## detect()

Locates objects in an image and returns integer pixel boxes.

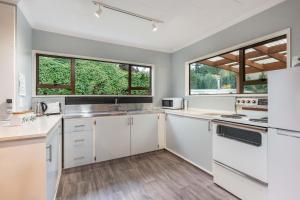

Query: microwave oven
[162,98,183,110]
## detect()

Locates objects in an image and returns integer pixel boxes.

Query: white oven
[212,120,268,200]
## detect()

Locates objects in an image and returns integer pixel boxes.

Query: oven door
[212,120,268,183]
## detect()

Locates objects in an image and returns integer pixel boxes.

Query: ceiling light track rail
[92,1,163,23]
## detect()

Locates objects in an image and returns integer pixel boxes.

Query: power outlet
[292,56,300,67]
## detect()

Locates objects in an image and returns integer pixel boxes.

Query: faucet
[113,98,121,111]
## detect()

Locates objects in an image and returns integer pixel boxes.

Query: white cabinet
[268,128,300,200]
[0,3,15,104]
[64,118,94,168]
[64,113,161,166]
[166,114,212,173]
[131,114,159,155]
[46,121,62,200]
[95,115,131,162]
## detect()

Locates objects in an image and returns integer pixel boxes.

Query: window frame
[33,51,154,97]
[186,29,290,96]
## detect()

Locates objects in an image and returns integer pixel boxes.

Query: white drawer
[64,118,93,133]
[64,131,93,168]
[213,162,267,200]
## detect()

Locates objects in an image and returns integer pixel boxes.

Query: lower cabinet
[64,113,162,168]
[166,114,212,173]
[131,114,159,155]
[46,121,62,200]
[95,115,131,162]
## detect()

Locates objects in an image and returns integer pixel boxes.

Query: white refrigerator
[268,67,300,200]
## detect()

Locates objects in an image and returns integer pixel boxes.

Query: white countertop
[164,109,268,127]
[164,109,233,120]
[0,115,62,142]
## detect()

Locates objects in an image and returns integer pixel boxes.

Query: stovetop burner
[220,114,247,119]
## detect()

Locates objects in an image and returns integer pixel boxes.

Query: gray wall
[15,7,32,111]
[32,30,172,106]
[171,0,300,111]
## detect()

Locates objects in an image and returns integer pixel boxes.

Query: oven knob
[241,100,245,103]
[237,100,240,103]
[247,100,251,104]
[252,100,256,104]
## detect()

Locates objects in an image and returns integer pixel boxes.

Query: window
[189,35,287,95]
[36,54,152,96]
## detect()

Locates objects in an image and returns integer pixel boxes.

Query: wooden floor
[56,150,239,200]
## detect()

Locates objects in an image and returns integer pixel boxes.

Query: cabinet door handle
[74,139,85,143]
[74,125,85,128]
[208,121,211,131]
[128,117,131,125]
[46,144,52,162]
[131,117,133,125]
[74,156,85,161]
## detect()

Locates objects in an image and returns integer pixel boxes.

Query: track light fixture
[92,1,163,32]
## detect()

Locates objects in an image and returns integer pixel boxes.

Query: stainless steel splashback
[64,103,153,114]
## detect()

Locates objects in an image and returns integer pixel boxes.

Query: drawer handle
[74,125,86,128]
[74,139,85,143]
[74,156,85,161]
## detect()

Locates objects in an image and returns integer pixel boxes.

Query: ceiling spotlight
[152,22,158,32]
[94,4,102,18]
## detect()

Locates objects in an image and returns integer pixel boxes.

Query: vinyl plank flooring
[56,150,239,200]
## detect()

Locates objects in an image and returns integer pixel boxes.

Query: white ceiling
[18,0,286,53]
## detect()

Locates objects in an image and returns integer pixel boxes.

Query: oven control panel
[236,98,268,108]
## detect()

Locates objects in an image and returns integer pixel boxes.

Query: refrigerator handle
[277,129,300,139]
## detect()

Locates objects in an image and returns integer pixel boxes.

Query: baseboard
[165,148,213,176]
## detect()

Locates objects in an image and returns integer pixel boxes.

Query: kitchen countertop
[164,109,233,120]
[0,115,62,142]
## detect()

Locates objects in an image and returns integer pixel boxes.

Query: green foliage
[75,59,129,95]
[39,56,70,85]
[37,57,151,95]
[190,64,236,90]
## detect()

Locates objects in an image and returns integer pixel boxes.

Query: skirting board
[165,148,213,176]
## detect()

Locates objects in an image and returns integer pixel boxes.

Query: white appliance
[162,98,183,110]
[212,98,268,200]
[268,67,300,200]
[44,102,61,115]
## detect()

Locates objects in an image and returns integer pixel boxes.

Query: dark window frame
[36,54,153,96]
[189,35,287,95]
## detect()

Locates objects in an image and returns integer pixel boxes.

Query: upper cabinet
[0,3,15,105]
[0,2,32,112]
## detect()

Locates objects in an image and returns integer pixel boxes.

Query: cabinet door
[95,115,131,162]
[131,114,159,155]
[0,3,15,103]
[166,114,212,173]
[46,122,60,200]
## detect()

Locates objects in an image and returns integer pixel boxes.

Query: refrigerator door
[268,128,300,200]
[268,67,300,131]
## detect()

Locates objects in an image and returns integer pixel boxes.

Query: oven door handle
[212,120,267,133]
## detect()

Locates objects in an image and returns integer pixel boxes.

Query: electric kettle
[34,102,48,116]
